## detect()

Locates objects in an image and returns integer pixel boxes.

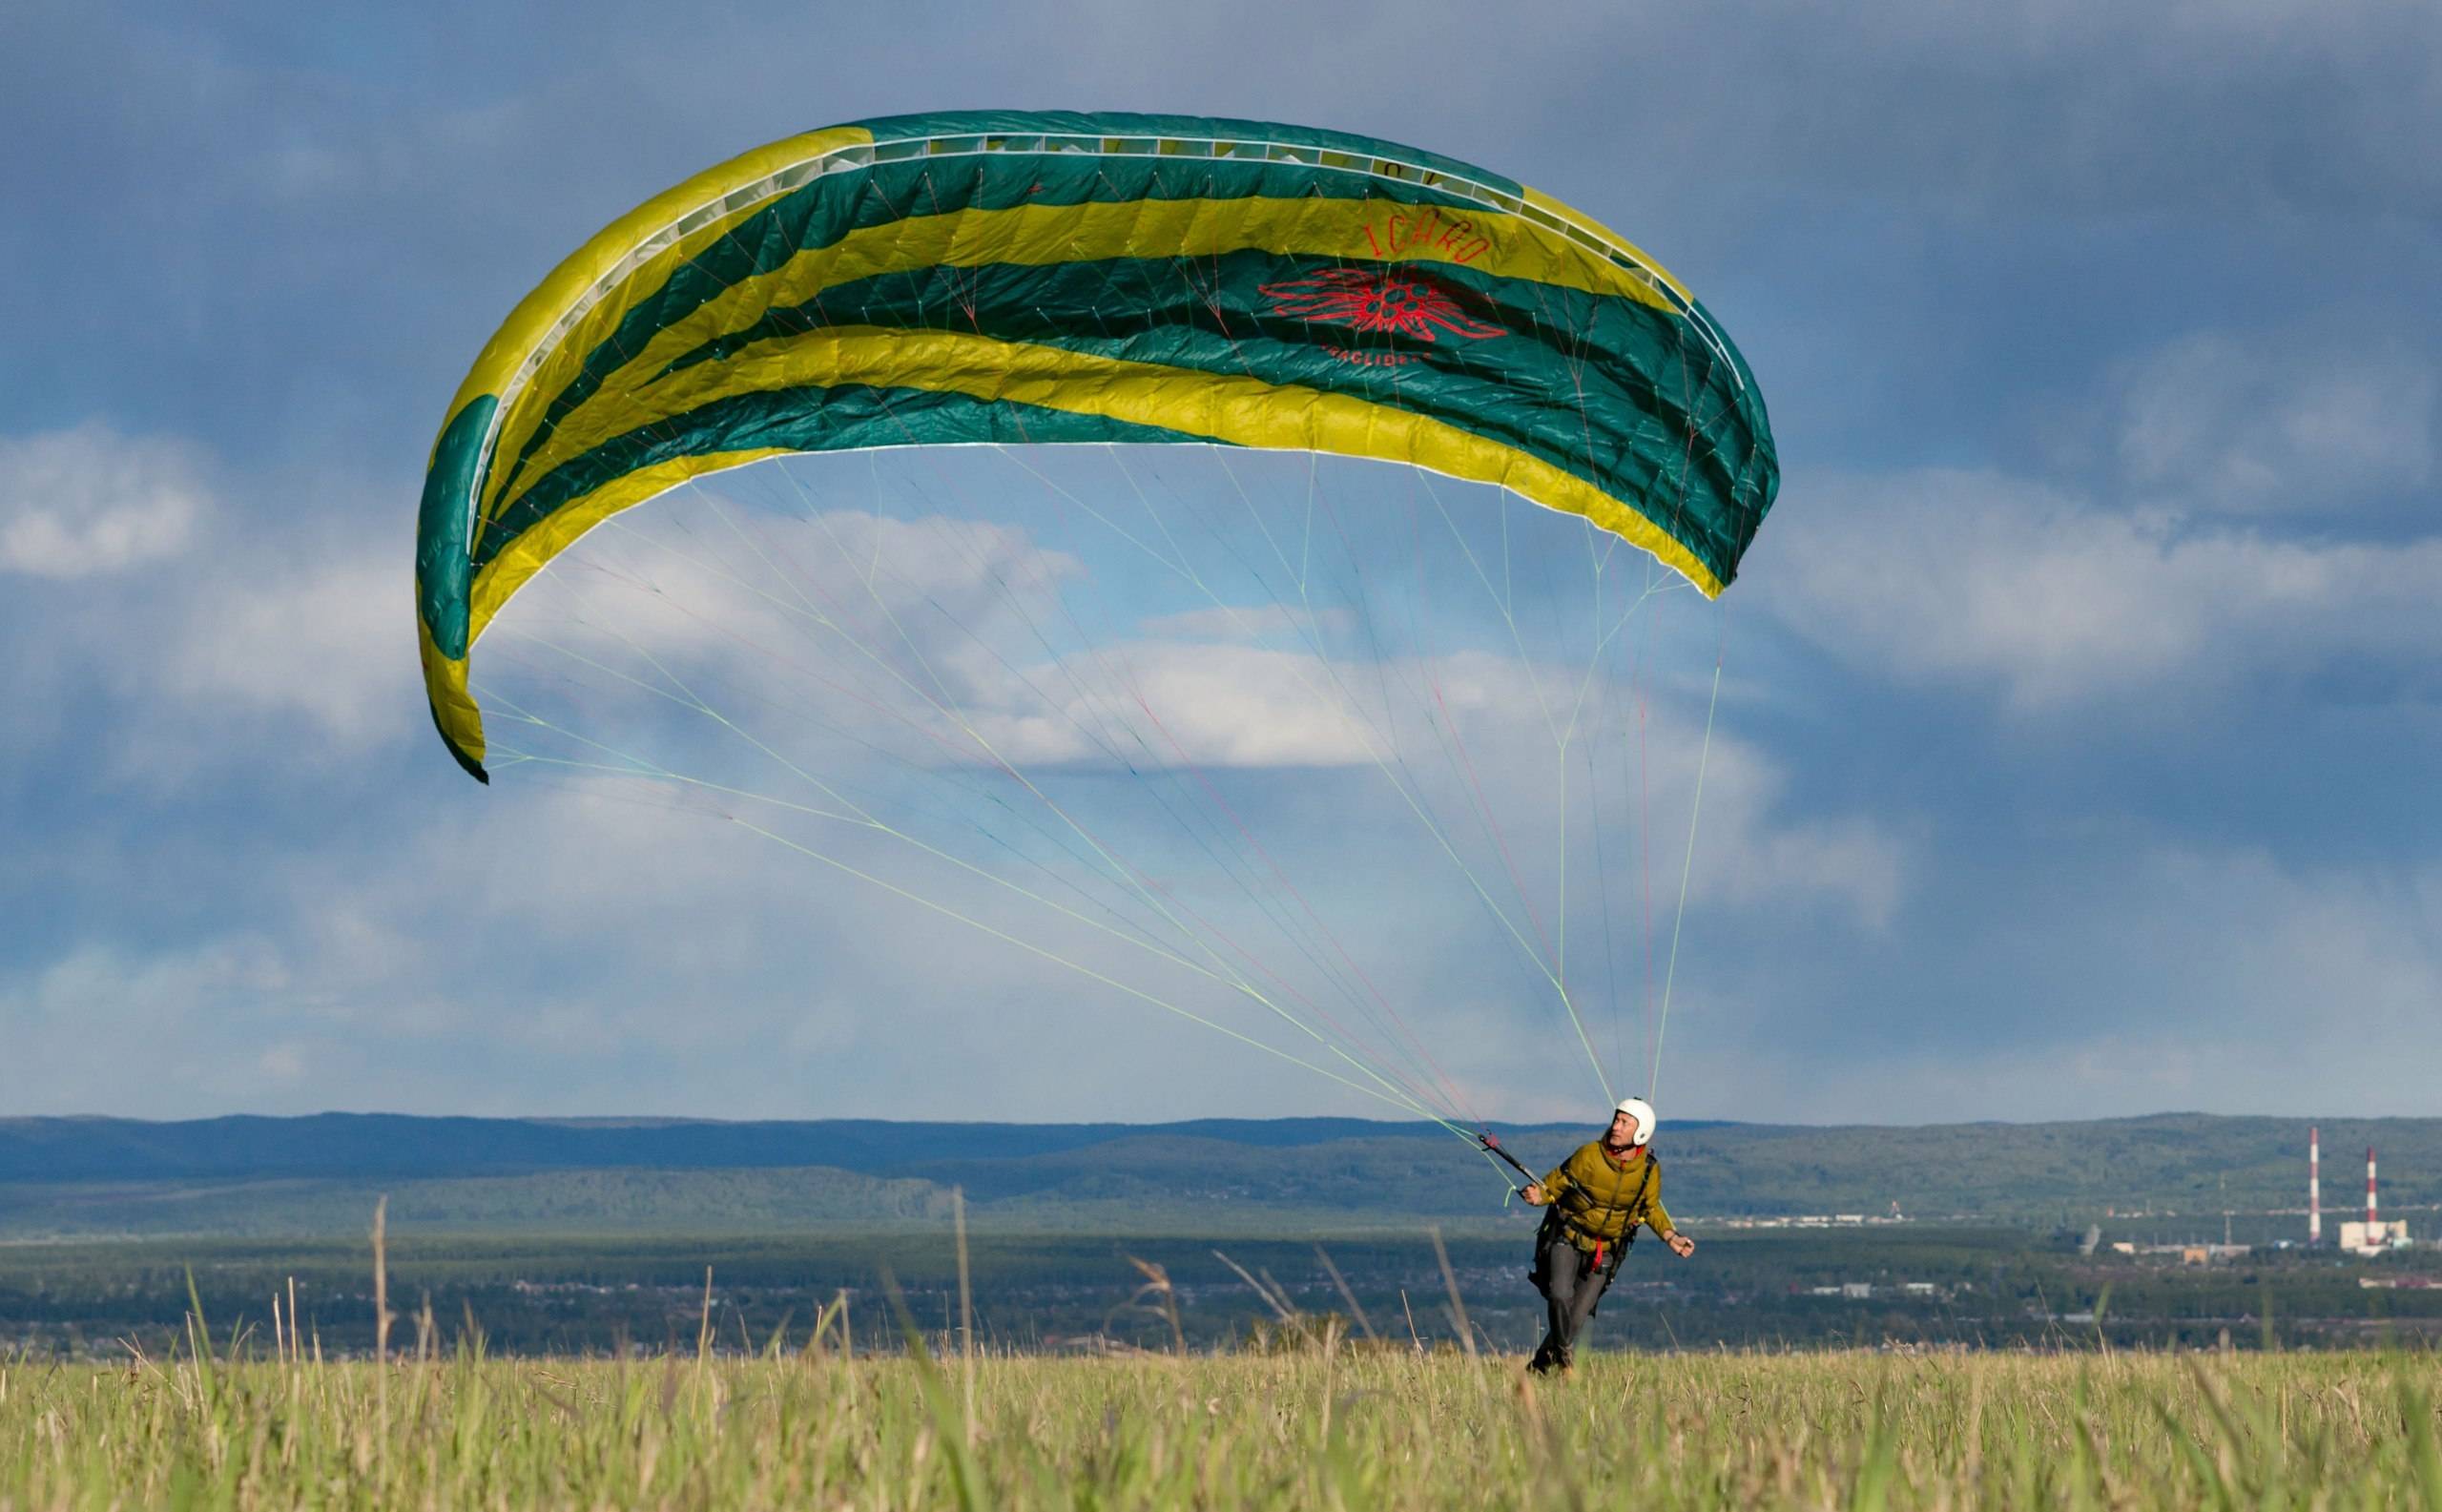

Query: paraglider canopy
[416,110,1779,781]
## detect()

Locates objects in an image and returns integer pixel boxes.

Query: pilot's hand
[1665,1231,1696,1258]
[1522,1184,1545,1205]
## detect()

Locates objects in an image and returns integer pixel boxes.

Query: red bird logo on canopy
[1259,268,1507,342]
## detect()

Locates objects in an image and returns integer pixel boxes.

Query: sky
[1,0,2435,1129]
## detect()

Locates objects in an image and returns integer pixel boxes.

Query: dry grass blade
[1314,1245,1376,1341]
[1210,1250,1295,1324]
[1428,1227,1476,1359]
[1121,1254,1188,1355]
[954,1186,976,1442]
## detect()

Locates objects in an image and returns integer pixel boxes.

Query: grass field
[6,1336,2439,1509]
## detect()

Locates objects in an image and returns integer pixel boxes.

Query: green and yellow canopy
[417,110,1779,780]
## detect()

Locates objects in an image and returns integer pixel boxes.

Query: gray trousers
[1528,1234,1616,1371]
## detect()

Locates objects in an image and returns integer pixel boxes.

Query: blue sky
[2,0,2435,1128]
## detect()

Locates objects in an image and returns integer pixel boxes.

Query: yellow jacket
[1537,1141,1672,1251]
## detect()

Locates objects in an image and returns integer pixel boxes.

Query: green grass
[5,1337,2439,1508]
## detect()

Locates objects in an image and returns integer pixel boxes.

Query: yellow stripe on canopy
[464,327,1723,652]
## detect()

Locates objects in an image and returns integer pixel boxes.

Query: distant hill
[0,1112,2431,1239]
[0,1114,1497,1184]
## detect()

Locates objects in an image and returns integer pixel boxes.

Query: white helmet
[1613,1097,1657,1146]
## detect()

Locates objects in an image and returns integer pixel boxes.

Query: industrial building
[2314,1130,2413,1256]
[2340,1220,2411,1254]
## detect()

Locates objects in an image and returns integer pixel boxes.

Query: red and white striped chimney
[2309,1127,2322,1245]
[2368,1146,2379,1229]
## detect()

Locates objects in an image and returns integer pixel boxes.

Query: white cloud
[1137,604,1353,642]
[257,1041,309,1083]
[0,424,429,780]
[159,550,413,751]
[11,937,289,1020]
[1687,762,1908,930]
[2115,333,2434,513]
[974,641,1387,768]
[2121,845,2442,1054]
[0,937,297,1111]
[480,494,1907,954]
[1761,467,2442,709]
[1674,841,2442,1125]
[0,424,205,578]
